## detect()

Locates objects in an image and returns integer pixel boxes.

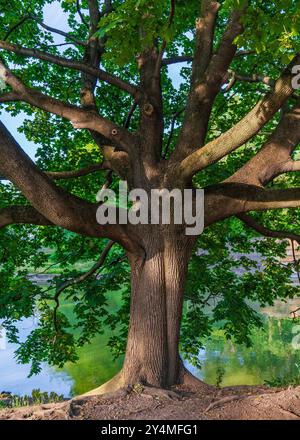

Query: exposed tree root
[76,366,214,401]
[181,367,216,394]
[80,372,126,397]
[139,386,181,400]
[204,394,258,413]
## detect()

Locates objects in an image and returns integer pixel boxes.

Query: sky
[1,2,70,160]
[1,1,183,161]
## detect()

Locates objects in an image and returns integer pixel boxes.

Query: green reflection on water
[199,319,300,387]
[58,292,123,396]
[60,299,300,394]
[63,334,123,396]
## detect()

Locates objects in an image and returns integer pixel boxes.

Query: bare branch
[162,55,193,66]
[46,162,110,179]
[237,213,300,243]
[162,50,254,66]
[4,15,86,47]
[0,40,139,97]
[53,240,115,332]
[123,101,138,129]
[76,0,89,28]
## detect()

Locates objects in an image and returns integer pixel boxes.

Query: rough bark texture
[122,230,194,388]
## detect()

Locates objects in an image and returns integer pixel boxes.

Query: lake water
[1,298,300,396]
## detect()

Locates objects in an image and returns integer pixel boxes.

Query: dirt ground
[1,383,300,420]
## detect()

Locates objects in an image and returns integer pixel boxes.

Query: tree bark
[122,229,194,388]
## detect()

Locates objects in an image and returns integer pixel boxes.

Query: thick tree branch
[192,1,220,82]
[227,98,300,186]
[0,121,135,251]
[0,91,20,102]
[0,205,52,229]
[237,213,300,243]
[0,40,139,97]
[0,60,136,153]
[205,183,300,227]
[179,54,300,180]
[137,48,164,163]
[171,4,246,163]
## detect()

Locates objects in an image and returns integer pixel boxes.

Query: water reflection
[189,298,300,387]
[1,299,300,395]
[0,317,73,396]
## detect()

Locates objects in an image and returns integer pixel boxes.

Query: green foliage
[236,0,300,63]
[95,0,198,65]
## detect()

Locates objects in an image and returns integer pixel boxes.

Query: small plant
[215,365,226,388]
[132,383,144,394]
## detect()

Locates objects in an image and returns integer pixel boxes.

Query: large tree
[0,0,300,394]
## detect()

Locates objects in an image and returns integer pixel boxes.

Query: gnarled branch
[179,54,300,180]
[205,183,300,227]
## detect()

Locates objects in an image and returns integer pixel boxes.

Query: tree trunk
[122,229,194,388]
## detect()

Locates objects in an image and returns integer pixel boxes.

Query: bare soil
[1,384,300,420]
